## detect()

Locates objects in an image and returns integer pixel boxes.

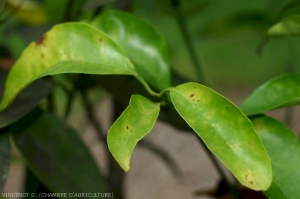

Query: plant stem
[63,85,77,121]
[284,107,293,128]
[170,0,238,197]
[47,92,55,112]
[197,137,240,199]
[135,75,159,97]
[159,87,173,98]
[256,37,270,56]
[63,0,74,22]
[80,88,106,142]
[80,89,124,199]
[256,0,300,55]
[170,0,207,85]
[138,139,184,180]
[284,62,295,128]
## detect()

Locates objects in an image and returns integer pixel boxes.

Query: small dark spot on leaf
[225,106,229,110]
[130,130,133,133]
[192,99,195,101]
[190,94,195,98]
[126,126,129,129]
[250,181,254,184]
[248,142,251,145]
[245,174,248,180]
[41,53,44,58]
[99,38,103,44]
[35,34,47,46]
[197,100,199,102]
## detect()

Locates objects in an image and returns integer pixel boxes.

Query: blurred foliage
[1,0,300,198]
[4,0,48,25]
[133,0,300,90]
[268,14,300,36]
[1,0,300,89]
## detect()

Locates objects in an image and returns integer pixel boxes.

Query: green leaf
[107,94,160,172]
[44,0,68,22]
[0,133,10,193]
[0,75,54,129]
[170,82,271,191]
[201,10,272,36]
[0,0,5,14]
[5,0,49,25]
[11,110,109,195]
[251,115,300,199]
[240,74,300,116]
[0,22,136,112]
[92,10,171,91]
[268,15,300,36]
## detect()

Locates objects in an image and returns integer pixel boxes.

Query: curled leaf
[107,95,160,172]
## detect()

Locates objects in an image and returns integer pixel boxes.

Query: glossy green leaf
[11,110,109,195]
[107,94,160,172]
[0,22,136,112]
[240,74,300,116]
[251,115,300,199]
[170,82,271,191]
[0,76,54,129]
[92,10,171,91]
[0,133,10,193]
[268,15,300,36]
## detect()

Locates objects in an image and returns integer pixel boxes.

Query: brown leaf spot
[245,174,248,180]
[99,38,103,44]
[126,126,129,129]
[35,34,47,46]
[190,94,195,98]
[249,181,254,184]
